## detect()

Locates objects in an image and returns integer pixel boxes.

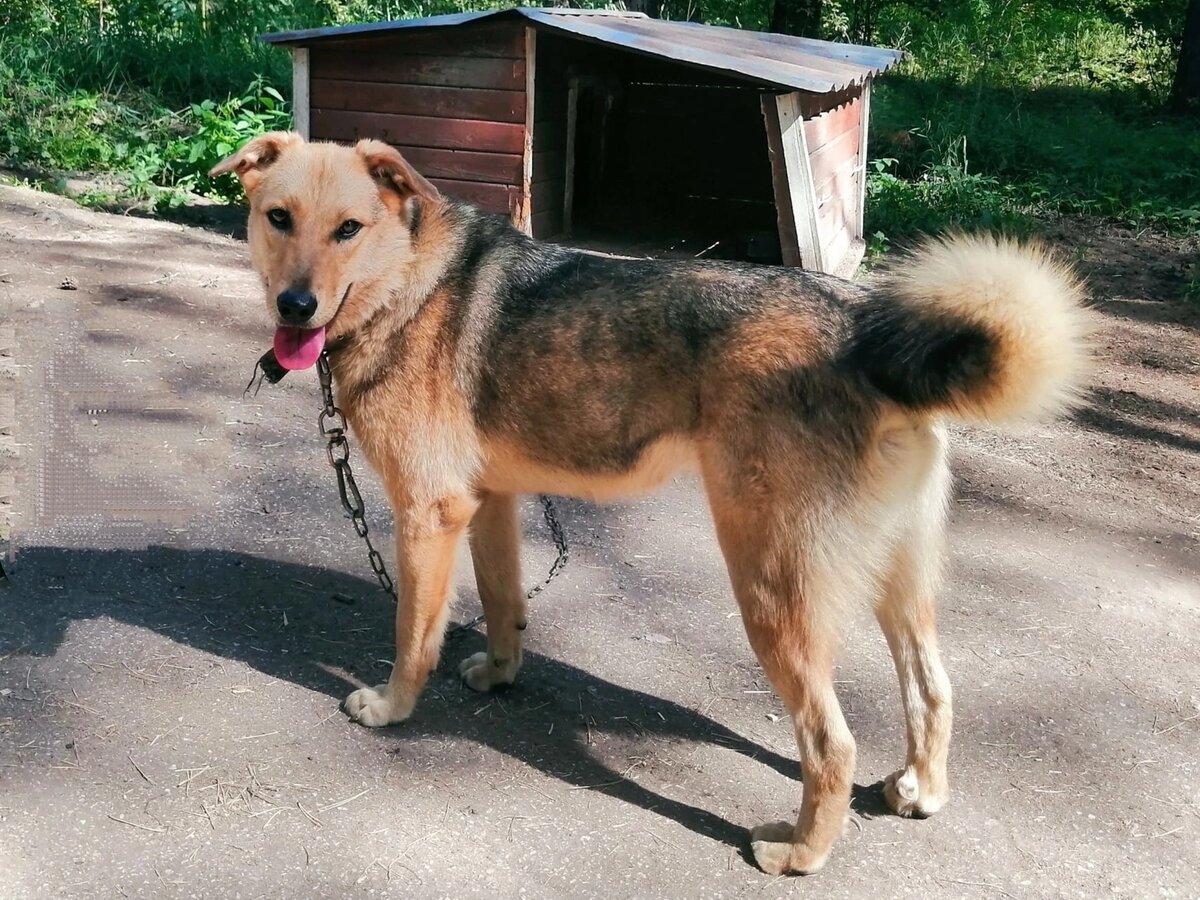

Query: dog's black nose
[276,287,317,324]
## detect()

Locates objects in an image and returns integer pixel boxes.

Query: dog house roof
[262,7,902,95]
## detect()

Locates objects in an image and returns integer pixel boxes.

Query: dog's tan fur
[213,134,1091,875]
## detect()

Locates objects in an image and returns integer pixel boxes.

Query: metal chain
[315,351,568,628]
[317,352,396,598]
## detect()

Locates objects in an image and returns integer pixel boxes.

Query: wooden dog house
[264,8,900,274]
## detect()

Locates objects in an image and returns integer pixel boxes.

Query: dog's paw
[883,767,947,818]
[749,821,828,876]
[343,684,412,727]
[458,651,518,693]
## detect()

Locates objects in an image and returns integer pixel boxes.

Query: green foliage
[0,50,290,208]
[867,75,1200,238]
[858,0,1198,240]
[161,80,293,200]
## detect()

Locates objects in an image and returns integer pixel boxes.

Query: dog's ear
[209,131,303,194]
[355,139,441,214]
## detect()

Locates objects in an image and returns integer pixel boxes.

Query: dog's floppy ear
[355,139,441,212]
[209,131,303,194]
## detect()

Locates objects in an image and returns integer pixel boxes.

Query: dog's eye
[266,208,291,230]
[336,219,362,240]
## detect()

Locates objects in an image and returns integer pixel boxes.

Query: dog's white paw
[749,821,828,876]
[459,651,518,693]
[883,767,946,818]
[343,684,412,727]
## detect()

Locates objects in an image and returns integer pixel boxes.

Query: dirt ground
[0,183,1198,899]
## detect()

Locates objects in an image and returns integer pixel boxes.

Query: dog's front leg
[344,495,479,727]
[460,492,527,691]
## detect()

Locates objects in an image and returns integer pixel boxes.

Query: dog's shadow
[4,545,893,855]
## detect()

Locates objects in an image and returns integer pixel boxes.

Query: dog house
[263,8,900,274]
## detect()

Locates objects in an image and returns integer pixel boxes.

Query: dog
[211,132,1090,876]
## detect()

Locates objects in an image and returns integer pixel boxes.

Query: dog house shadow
[4,545,894,853]
[263,7,900,273]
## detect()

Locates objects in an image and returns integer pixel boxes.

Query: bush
[0,59,290,208]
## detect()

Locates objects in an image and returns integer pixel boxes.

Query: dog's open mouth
[273,325,326,371]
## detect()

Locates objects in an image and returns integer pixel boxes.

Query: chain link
[315,351,567,626]
[317,353,396,598]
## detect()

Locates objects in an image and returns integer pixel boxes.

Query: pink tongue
[273,326,326,371]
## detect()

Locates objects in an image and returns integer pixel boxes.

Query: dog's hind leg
[460,492,527,692]
[704,469,858,875]
[344,494,479,727]
[875,449,953,818]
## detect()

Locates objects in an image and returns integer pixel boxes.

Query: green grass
[860,1,1199,242]
[867,76,1200,239]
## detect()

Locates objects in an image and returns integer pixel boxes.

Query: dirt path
[0,184,1197,899]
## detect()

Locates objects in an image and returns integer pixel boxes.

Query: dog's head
[211,133,441,369]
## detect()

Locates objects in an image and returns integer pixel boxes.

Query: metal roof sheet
[262,7,901,94]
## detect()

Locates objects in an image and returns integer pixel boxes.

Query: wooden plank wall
[306,22,528,218]
[529,40,567,239]
[798,85,865,273]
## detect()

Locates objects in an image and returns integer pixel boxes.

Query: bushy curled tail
[848,234,1092,423]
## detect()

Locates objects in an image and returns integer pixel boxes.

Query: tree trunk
[770,0,822,38]
[1172,0,1200,113]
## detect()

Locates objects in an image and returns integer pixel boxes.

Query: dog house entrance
[534,35,782,264]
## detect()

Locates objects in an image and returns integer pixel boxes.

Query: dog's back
[451,213,1088,497]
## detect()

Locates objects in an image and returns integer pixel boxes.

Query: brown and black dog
[212,132,1090,876]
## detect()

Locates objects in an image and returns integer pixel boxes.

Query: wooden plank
[818,190,855,247]
[761,95,801,268]
[518,26,536,235]
[532,150,563,183]
[813,165,859,220]
[563,77,579,235]
[531,208,562,239]
[388,146,523,184]
[803,95,860,153]
[808,126,860,189]
[774,92,824,271]
[531,177,564,215]
[822,224,854,278]
[292,48,310,139]
[309,80,525,122]
[428,178,520,214]
[310,109,525,154]
[840,238,867,278]
[532,123,564,155]
[313,21,525,59]
[311,51,526,91]
[855,78,872,241]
